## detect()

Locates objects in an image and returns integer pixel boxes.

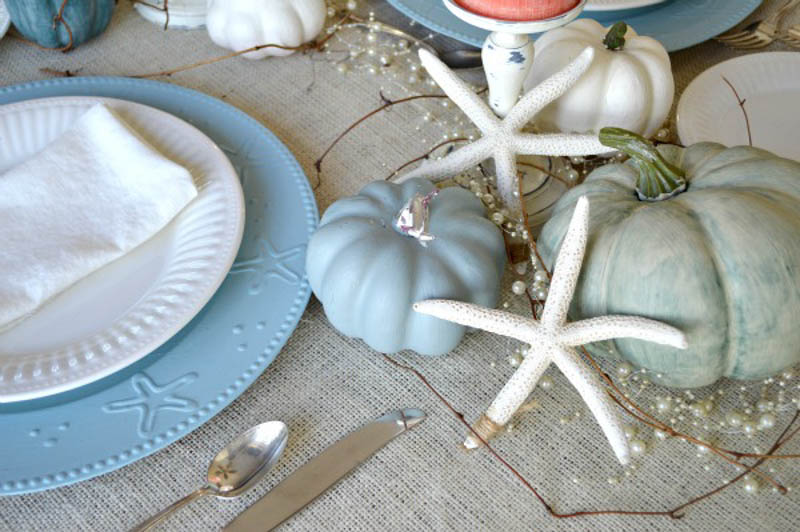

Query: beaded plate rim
[0,76,318,495]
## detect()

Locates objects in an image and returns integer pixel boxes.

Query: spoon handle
[130,486,211,532]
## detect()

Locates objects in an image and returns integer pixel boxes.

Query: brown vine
[11,0,74,52]
[130,0,170,31]
[722,76,753,147]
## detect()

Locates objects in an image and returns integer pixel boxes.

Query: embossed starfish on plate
[396,47,607,209]
[414,197,688,464]
[229,238,305,295]
[103,373,198,436]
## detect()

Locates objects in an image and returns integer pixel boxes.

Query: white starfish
[396,47,607,209]
[414,197,687,464]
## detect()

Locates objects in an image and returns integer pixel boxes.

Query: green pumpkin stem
[599,127,687,201]
[603,22,628,50]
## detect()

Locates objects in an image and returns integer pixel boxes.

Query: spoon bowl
[131,421,288,531]
[208,421,288,497]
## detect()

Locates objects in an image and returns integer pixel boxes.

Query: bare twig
[11,0,74,52]
[381,354,679,519]
[313,92,448,188]
[130,0,171,31]
[384,138,467,181]
[722,76,753,146]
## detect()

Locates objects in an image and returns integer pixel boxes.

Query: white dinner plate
[585,0,667,11]
[0,0,10,41]
[0,97,245,402]
[677,52,800,162]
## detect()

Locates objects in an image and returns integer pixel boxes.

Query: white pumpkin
[523,19,674,139]
[206,0,326,59]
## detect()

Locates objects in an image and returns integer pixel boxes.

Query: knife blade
[224,408,426,532]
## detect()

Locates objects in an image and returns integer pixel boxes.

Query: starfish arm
[540,196,589,328]
[551,345,630,464]
[560,315,689,349]
[503,46,595,132]
[485,347,553,426]
[394,137,493,183]
[418,49,499,133]
[413,299,539,344]
[493,145,519,209]
[513,133,607,156]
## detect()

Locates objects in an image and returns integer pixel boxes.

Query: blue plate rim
[0,76,319,495]
[386,0,762,52]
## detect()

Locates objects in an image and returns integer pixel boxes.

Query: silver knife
[224,408,426,532]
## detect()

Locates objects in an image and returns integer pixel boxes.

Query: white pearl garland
[323,1,800,494]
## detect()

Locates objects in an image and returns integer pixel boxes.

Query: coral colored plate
[0,77,317,495]
[387,0,761,52]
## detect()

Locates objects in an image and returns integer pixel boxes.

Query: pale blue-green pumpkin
[538,128,800,388]
[307,178,506,356]
[6,0,114,49]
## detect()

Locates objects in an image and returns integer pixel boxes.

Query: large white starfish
[414,197,688,464]
[396,47,607,209]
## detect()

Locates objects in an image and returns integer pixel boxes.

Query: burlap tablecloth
[1,1,799,530]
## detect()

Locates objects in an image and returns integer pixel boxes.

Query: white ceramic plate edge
[677,52,800,161]
[585,0,667,11]
[0,97,245,402]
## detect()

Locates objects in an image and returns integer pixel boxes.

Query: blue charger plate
[387,0,761,52]
[0,77,318,495]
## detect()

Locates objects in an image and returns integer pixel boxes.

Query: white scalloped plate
[586,0,667,11]
[0,0,10,40]
[677,52,800,162]
[0,97,245,402]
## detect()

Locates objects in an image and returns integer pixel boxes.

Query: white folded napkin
[0,103,198,331]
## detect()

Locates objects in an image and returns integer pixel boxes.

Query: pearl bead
[742,421,757,435]
[336,63,349,74]
[617,362,634,378]
[654,429,668,440]
[743,477,759,494]
[539,376,553,390]
[656,397,671,412]
[690,402,707,417]
[508,353,523,367]
[513,261,527,275]
[623,424,638,439]
[565,169,579,182]
[535,289,547,300]
[533,271,546,283]
[511,280,527,295]
[758,413,777,430]
[346,0,357,10]
[630,439,647,455]
[726,411,744,427]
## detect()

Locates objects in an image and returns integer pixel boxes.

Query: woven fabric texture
[1,1,799,530]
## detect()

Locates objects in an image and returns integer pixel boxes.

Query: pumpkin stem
[603,22,628,51]
[599,127,687,201]
[394,190,438,245]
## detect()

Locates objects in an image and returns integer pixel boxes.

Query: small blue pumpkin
[307,178,506,355]
[6,0,114,49]
[538,128,800,388]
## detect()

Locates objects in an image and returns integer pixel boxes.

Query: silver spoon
[131,421,288,532]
